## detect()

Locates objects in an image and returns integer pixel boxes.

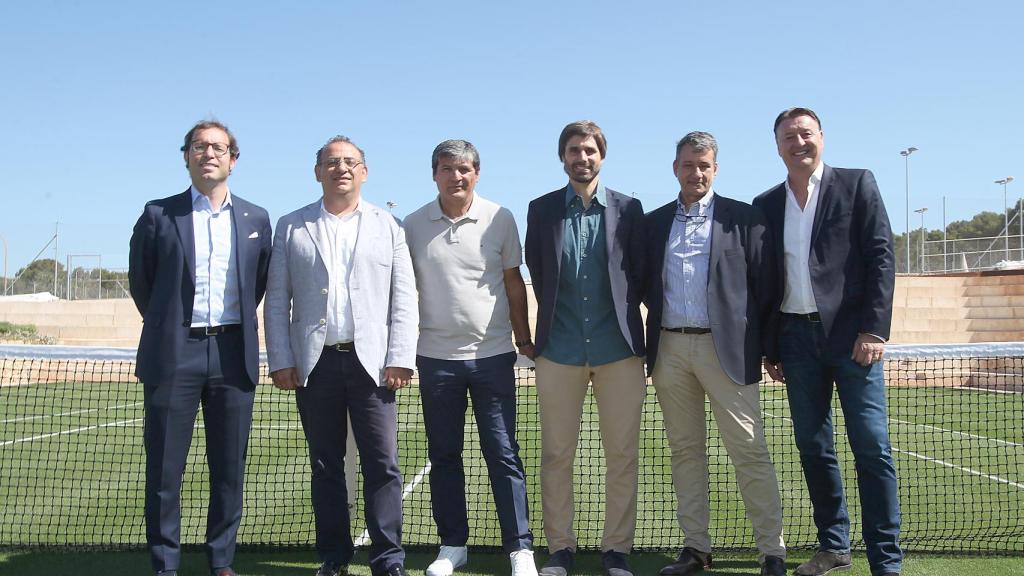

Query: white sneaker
[510,549,538,576]
[426,545,468,576]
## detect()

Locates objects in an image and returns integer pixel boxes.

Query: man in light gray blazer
[264,135,418,576]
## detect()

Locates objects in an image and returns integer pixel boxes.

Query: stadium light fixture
[900,147,918,273]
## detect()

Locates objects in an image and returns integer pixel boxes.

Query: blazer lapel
[302,201,330,281]
[709,196,730,277]
[603,188,620,265]
[173,189,196,289]
[810,164,835,247]
[230,197,249,294]
[550,188,567,277]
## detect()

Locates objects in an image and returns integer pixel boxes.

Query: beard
[564,162,599,185]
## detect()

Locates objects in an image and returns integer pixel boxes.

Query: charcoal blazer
[643,195,777,385]
[129,188,272,385]
[752,165,895,361]
[524,186,646,357]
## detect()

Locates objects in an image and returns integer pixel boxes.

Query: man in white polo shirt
[404,140,537,576]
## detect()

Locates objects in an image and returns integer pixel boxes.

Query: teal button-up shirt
[542,184,634,366]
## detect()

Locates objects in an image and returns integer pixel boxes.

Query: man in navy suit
[644,132,785,576]
[524,120,646,576]
[129,120,272,576]
[753,108,902,576]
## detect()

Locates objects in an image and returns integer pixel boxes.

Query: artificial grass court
[0,550,1022,576]
[1,361,1022,553]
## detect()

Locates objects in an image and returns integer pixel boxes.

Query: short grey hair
[431,139,480,174]
[675,131,719,161]
[316,135,366,165]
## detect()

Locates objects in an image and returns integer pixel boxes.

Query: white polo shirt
[404,194,522,360]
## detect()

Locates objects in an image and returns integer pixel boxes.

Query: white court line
[889,417,1023,448]
[763,411,1024,491]
[891,447,1024,490]
[353,461,432,547]
[960,386,1020,395]
[0,418,142,447]
[0,401,143,424]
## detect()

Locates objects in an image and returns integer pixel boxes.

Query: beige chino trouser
[535,355,646,554]
[651,331,786,559]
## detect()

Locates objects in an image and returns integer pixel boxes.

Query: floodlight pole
[914,207,928,272]
[996,177,1015,261]
[900,147,918,273]
[0,233,7,295]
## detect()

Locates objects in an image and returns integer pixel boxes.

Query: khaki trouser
[535,355,646,553]
[651,331,786,559]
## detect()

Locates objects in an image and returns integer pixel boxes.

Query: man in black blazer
[753,108,901,576]
[644,132,785,576]
[129,120,272,576]
[524,120,646,576]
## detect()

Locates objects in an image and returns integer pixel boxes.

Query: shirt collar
[677,189,715,214]
[785,161,824,198]
[320,200,361,221]
[429,193,481,222]
[564,182,606,208]
[190,185,232,212]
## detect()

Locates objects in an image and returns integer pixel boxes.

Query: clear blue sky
[1,1,1021,275]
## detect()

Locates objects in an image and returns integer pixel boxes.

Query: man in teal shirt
[524,120,647,576]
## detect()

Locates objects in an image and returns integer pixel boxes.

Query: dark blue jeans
[779,316,902,575]
[417,352,533,553]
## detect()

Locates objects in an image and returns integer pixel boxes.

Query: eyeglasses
[187,141,231,157]
[321,157,364,171]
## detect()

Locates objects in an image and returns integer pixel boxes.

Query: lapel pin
[244,212,249,216]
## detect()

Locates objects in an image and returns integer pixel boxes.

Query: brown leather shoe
[794,551,852,575]
[658,547,712,576]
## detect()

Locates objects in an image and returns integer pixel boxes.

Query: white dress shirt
[662,191,714,329]
[321,201,361,345]
[190,186,240,327]
[781,162,824,314]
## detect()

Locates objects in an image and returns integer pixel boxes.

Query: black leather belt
[188,324,241,338]
[324,342,355,352]
[783,312,822,322]
[662,327,711,334]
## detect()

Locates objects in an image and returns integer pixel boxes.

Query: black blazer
[752,165,895,362]
[129,189,273,385]
[643,195,776,385]
[524,186,646,357]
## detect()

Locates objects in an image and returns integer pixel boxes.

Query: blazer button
[321,288,328,295]
[319,318,327,325]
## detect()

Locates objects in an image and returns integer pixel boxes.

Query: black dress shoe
[317,561,348,576]
[659,547,712,576]
[602,551,634,576]
[381,564,407,576]
[539,548,575,576]
[211,568,237,576]
[760,556,785,576]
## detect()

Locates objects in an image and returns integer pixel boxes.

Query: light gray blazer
[264,199,418,387]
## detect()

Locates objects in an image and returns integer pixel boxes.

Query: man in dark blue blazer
[524,121,646,576]
[644,132,785,576]
[753,108,901,576]
[129,120,272,576]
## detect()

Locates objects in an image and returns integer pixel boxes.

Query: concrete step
[964,295,1024,308]
[962,283,1024,296]
[963,273,1024,286]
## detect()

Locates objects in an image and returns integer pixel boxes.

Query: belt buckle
[330,342,350,352]
[205,326,218,336]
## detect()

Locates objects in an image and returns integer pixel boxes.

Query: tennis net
[0,343,1021,553]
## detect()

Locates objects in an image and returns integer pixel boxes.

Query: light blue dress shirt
[662,191,715,329]
[190,186,240,327]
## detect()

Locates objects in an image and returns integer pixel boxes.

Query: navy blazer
[752,165,895,362]
[129,189,273,385]
[643,195,776,385]
[524,186,646,358]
